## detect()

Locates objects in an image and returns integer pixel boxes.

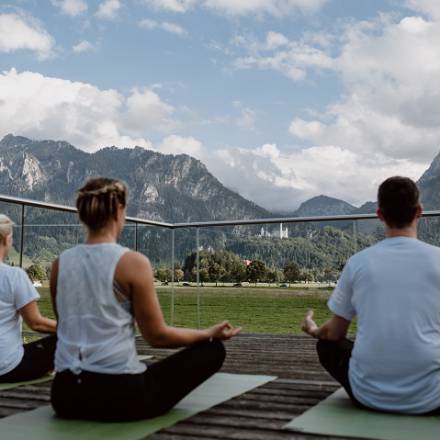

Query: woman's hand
[302,310,319,338]
[207,321,241,341]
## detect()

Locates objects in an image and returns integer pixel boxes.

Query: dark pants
[316,338,364,407]
[0,335,57,383]
[51,340,226,422]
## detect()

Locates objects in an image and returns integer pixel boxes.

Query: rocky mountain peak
[418,151,440,186]
[0,135,270,222]
[0,134,33,149]
[294,195,356,217]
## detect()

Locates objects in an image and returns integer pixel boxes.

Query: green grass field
[36,285,356,334]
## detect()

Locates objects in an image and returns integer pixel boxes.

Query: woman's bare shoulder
[116,251,153,279]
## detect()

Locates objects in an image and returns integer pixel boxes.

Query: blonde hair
[76,177,128,231]
[0,215,14,242]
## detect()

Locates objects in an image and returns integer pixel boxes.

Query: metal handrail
[0,194,173,228]
[3,193,440,229]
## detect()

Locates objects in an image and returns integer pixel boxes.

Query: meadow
[36,285,356,334]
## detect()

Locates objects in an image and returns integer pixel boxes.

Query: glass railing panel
[193,224,251,331]
[6,194,440,338]
[136,225,174,324]
[170,227,200,328]
[21,206,80,271]
[191,219,382,335]
[419,216,440,247]
[118,222,136,250]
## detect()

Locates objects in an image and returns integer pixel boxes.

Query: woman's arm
[19,301,57,334]
[116,252,241,348]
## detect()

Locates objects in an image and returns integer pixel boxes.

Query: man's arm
[302,310,350,341]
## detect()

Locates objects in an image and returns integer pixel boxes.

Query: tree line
[154,249,340,285]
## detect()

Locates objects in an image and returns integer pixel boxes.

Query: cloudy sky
[0,0,439,211]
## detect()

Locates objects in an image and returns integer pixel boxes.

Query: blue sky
[1,0,440,211]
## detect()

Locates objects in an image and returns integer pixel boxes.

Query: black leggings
[316,338,364,407]
[51,340,226,422]
[317,338,440,414]
[0,335,57,383]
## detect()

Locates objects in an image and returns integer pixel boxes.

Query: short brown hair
[377,176,420,228]
[76,177,128,231]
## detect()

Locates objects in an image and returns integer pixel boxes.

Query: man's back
[329,237,440,413]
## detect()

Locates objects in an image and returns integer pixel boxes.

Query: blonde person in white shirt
[0,214,57,383]
[50,177,241,422]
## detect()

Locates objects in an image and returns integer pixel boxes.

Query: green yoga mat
[0,374,53,391]
[0,355,153,391]
[284,388,440,440]
[0,373,275,440]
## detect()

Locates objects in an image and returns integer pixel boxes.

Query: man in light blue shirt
[303,176,440,414]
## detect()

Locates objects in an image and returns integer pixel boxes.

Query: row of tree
[22,246,343,287]
[155,250,340,285]
[23,248,341,284]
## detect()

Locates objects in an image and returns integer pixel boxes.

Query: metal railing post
[196,228,200,328]
[19,205,25,268]
[353,220,358,254]
[170,229,175,326]
[134,223,138,252]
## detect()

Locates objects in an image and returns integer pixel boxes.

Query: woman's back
[55,243,145,375]
[51,177,237,422]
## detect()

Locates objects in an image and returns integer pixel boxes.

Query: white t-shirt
[0,263,40,375]
[329,236,440,413]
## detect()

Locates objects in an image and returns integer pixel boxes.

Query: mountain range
[0,134,439,222]
[0,134,268,223]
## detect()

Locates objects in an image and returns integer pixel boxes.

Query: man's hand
[302,310,319,338]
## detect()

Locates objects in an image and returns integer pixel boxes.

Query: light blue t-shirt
[329,237,440,414]
[0,263,40,375]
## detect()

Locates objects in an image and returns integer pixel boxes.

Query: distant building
[279,223,288,239]
[258,227,272,238]
[257,225,288,239]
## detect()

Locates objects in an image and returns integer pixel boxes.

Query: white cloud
[204,0,327,17]
[232,101,257,130]
[0,69,183,152]
[95,0,121,19]
[0,13,55,60]
[158,135,203,158]
[143,0,196,13]
[285,12,440,164]
[72,40,94,53]
[234,32,333,81]
[123,88,176,132]
[51,0,88,16]
[139,19,187,36]
[406,0,440,19]
[143,0,326,16]
[237,108,257,130]
[208,144,427,211]
[266,31,289,48]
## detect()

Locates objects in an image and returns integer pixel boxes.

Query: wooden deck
[0,334,350,439]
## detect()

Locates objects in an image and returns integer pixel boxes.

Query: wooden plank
[0,335,362,440]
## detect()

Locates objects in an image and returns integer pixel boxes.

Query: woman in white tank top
[50,177,240,421]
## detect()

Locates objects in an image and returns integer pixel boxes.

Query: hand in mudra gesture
[208,321,241,340]
[302,310,319,338]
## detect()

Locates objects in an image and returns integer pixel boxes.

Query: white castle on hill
[258,223,288,239]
